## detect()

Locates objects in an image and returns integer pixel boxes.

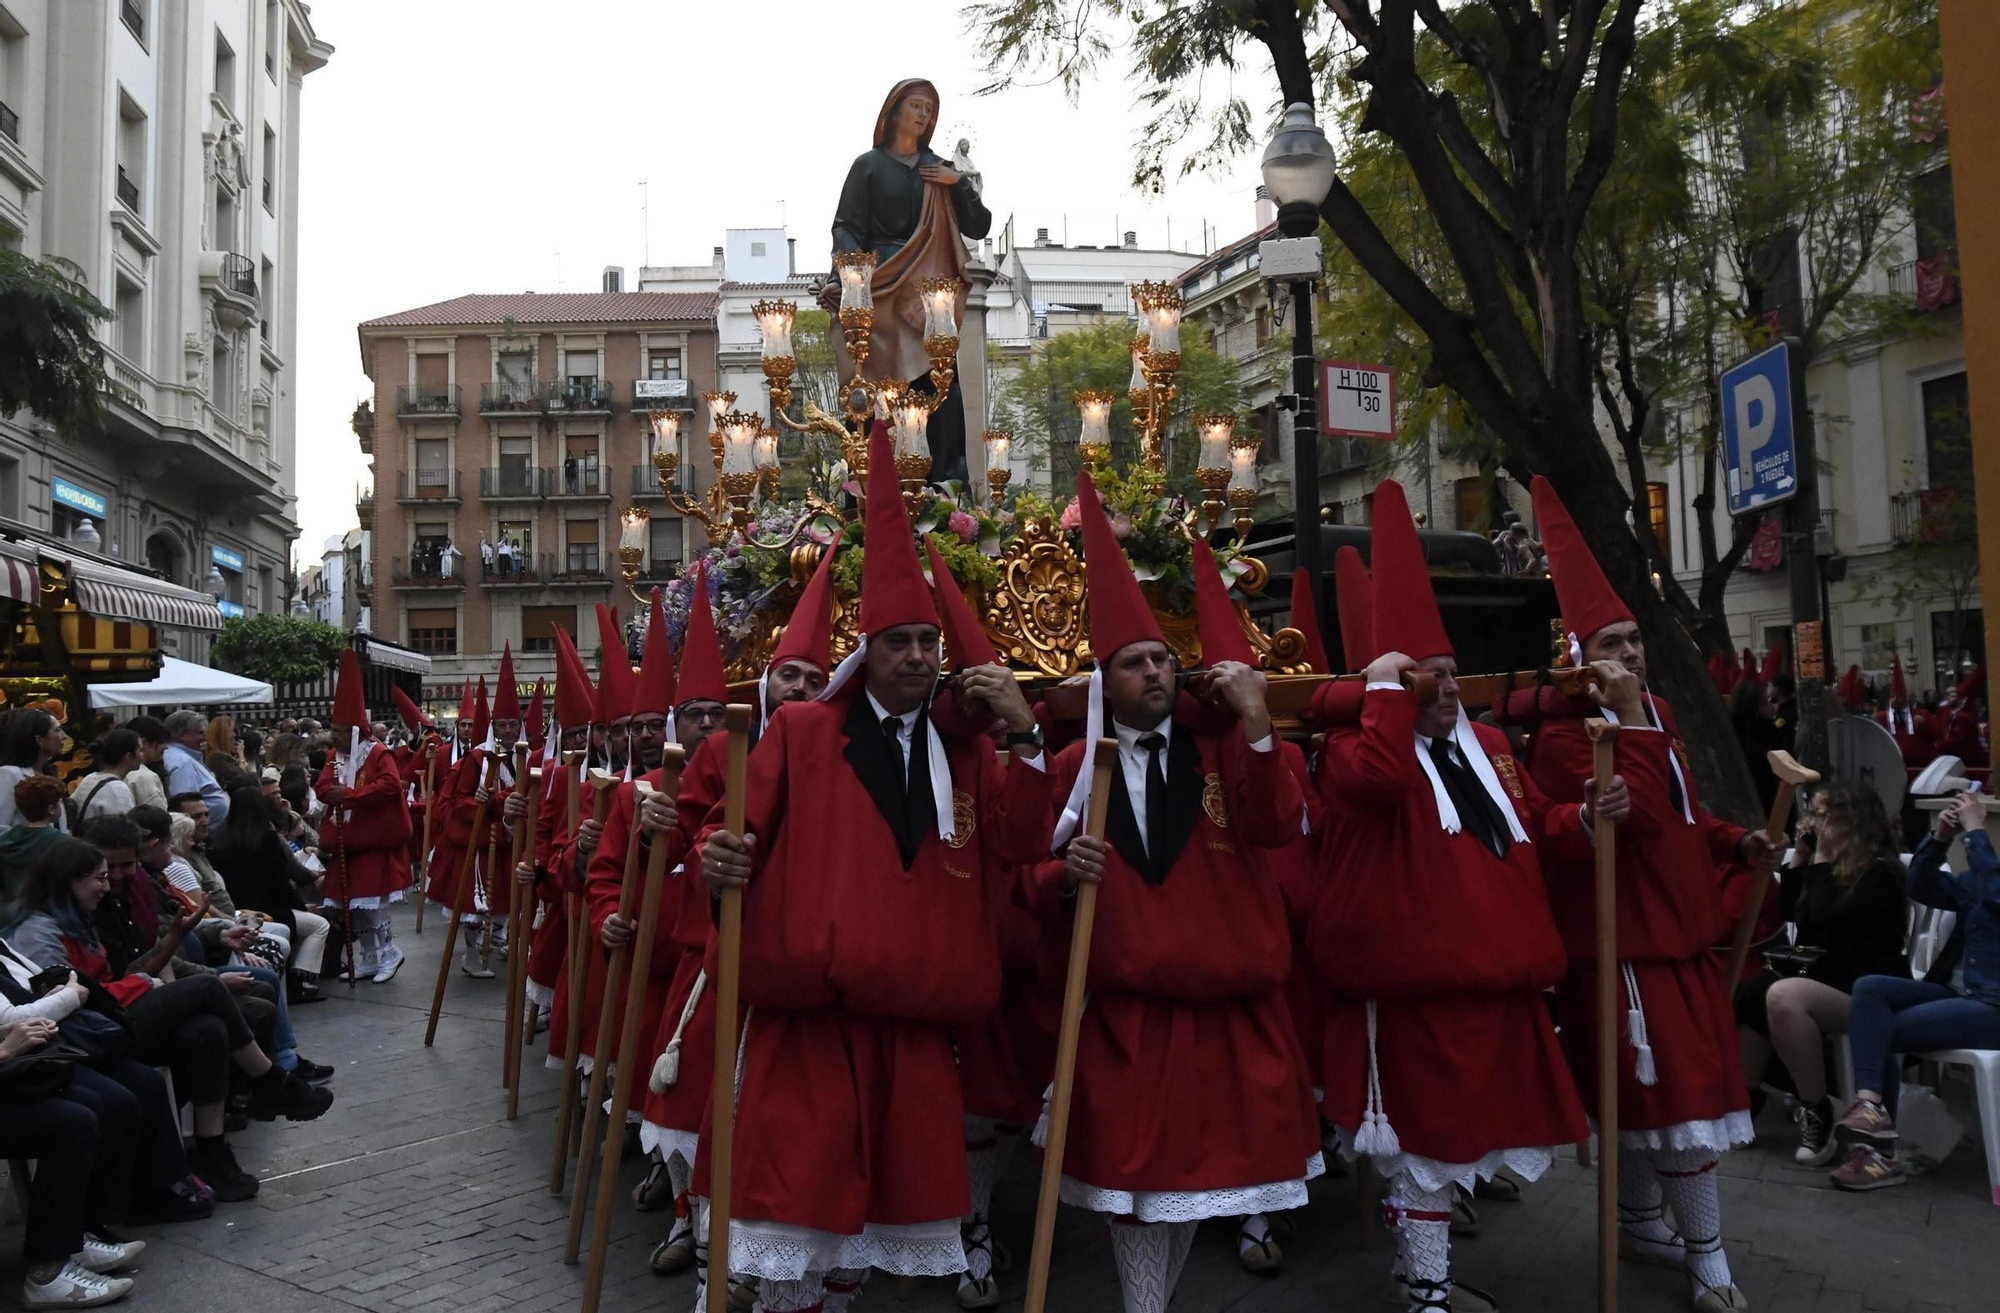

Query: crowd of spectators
[0,707,349,1308]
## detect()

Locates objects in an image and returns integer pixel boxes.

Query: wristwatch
[1005,724,1044,751]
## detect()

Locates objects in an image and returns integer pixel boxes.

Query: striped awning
[358,635,431,675]
[39,548,226,632]
[0,539,38,605]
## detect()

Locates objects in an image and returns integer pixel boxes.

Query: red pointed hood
[858,422,939,637]
[1333,545,1375,673]
[1077,470,1164,661]
[632,589,679,717]
[926,536,998,670]
[456,678,474,725]
[1192,538,1254,666]
[1289,567,1330,676]
[1531,475,1633,649]
[676,565,729,707]
[769,529,843,672]
[491,644,522,722]
[1369,480,1451,662]
[593,603,636,723]
[1955,664,1985,702]
[1741,648,1756,683]
[1708,653,1732,692]
[553,624,595,728]
[1837,664,1864,711]
[391,685,430,734]
[1891,653,1908,703]
[524,678,546,747]
[1759,645,1784,685]
[472,677,491,743]
[332,648,368,733]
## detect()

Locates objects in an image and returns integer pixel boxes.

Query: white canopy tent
[88,656,274,709]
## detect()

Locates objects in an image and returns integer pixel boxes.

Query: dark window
[1923,371,1971,489]
[408,607,457,655]
[1914,164,1957,264]
[1454,476,1491,533]
[521,605,574,654]
[1646,481,1672,564]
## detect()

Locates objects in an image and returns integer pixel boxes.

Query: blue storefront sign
[53,478,107,518]
[217,601,245,619]
[211,545,245,573]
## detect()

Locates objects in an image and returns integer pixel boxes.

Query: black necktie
[1138,732,1168,862]
[881,715,906,788]
[1428,737,1510,859]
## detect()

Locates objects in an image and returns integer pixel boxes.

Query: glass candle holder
[754,430,780,471]
[720,412,761,476]
[1147,296,1183,356]
[619,507,650,551]
[1229,436,1261,491]
[983,429,1011,469]
[753,300,796,360]
[1196,414,1236,472]
[1128,337,1149,393]
[647,408,681,458]
[895,396,932,462]
[704,390,735,429]
[834,252,876,312]
[1075,390,1116,449]
[920,278,961,338]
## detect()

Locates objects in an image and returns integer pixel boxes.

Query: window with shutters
[648,517,681,577]
[415,438,450,494]
[415,353,449,388]
[563,434,600,495]
[1645,482,1671,565]
[565,519,599,574]
[648,349,683,381]
[521,605,574,655]
[408,607,457,654]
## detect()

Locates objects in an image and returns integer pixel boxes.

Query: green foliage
[0,223,117,441]
[210,615,350,686]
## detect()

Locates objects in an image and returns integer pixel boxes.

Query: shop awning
[0,539,38,605]
[357,635,431,675]
[88,656,273,708]
[39,547,226,631]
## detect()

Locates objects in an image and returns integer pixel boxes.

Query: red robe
[1022,722,1320,1202]
[422,746,517,921]
[314,740,414,903]
[401,739,441,869]
[1271,739,1325,1093]
[1529,694,1751,1137]
[1876,706,1939,772]
[688,698,1055,1240]
[525,760,579,1003]
[1937,702,1987,768]
[1314,689,1589,1167]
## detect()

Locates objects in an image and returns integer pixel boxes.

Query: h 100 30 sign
[1320,361,1396,439]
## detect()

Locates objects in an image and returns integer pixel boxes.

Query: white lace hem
[524,980,554,1008]
[1334,1133,1558,1196]
[1606,1110,1755,1153]
[321,891,404,911]
[1046,1153,1325,1224]
[639,1121,698,1167]
[727,1217,966,1281]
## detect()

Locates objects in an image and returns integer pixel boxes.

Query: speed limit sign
[1320,360,1396,439]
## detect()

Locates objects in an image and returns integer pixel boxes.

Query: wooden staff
[549,763,612,1195]
[582,747,686,1311]
[505,750,540,1113]
[415,748,437,934]
[1588,719,1619,1313]
[424,753,501,1047]
[563,774,648,1264]
[706,706,755,1313]
[1723,749,1820,988]
[1022,738,1120,1313]
[500,745,528,1089]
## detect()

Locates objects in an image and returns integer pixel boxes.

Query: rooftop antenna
[555,251,563,292]
[640,180,650,266]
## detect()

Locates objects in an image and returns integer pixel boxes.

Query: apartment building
[0,0,331,657]
[355,290,719,708]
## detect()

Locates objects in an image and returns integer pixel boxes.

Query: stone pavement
[5,900,1998,1312]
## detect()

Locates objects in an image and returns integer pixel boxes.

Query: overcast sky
[291,0,1275,558]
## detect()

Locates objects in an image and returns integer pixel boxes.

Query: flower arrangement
[1015,465,1246,594]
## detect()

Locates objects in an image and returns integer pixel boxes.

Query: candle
[754,430,780,471]
[1229,438,1259,491]
[895,397,931,462]
[720,413,760,476]
[1128,340,1149,392]
[619,507,650,551]
[1147,297,1182,356]
[983,429,1011,469]
[704,390,734,429]
[1196,415,1235,471]
[754,300,796,360]
[921,278,960,338]
[648,408,681,458]
[835,252,875,313]
[1075,390,1115,449]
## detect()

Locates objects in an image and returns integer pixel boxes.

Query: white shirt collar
[1112,716,1172,755]
[864,690,921,737]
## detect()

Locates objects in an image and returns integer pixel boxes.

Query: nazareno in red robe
[524,757,579,1010]
[687,698,1054,1281]
[1270,737,1326,1094]
[422,746,517,922]
[1313,687,1589,1183]
[1021,720,1322,1219]
[313,739,414,906]
[1525,691,1753,1150]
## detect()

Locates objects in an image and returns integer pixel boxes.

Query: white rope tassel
[1620,960,1658,1086]
[1352,998,1402,1157]
[650,968,707,1093]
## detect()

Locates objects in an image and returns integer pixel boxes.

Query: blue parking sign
[1720,342,1798,516]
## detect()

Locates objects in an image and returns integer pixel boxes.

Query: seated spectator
[68,729,143,824]
[166,793,235,915]
[0,777,70,905]
[160,814,204,899]
[159,711,228,829]
[1831,789,2000,1191]
[0,1014,146,1308]
[0,708,68,832]
[1,837,331,1201]
[121,716,171,813]
[239,729,264,774]
[279,765,323,833]
[206,779,333,1000]
[1736,782,1909,1166]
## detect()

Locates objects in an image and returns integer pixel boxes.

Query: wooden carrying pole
[581,747,685,1313]
[425,754,501,1047]
[563,778,650,1264]
[506,760,542,1117]
[705,706,754,1313]
[550,767,615,1196]
[502,746,532,1092]
[1588,720,1620,1313]
[1724,749,1821,988]
[415,750,438,934]
[1021,739,1121,1313]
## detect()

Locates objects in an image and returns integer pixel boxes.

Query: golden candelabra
[1131,281,1185,479]
[1073,389,1118,473]
[1229,431,1263,539]
[1127,335,1155,449]
[982,429,1013,506]
[1193,413,1236,538]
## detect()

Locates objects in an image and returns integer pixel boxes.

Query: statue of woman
[823,79,992,482]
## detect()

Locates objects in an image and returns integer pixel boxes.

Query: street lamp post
[1260,103,1338,629]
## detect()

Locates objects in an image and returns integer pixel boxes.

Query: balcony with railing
[479,554,542,586]
[631,464,667,499]
[480,379,548,415]
[396,383,461,418]
[549,463,608,499]
[0,100,19,145]
[355,483,374,528]
[479,465,547,500]
[350,401,375,454]
[222,252,255,299]
[1892,487,1971,546]
[114,165,139,209]
[548,550,606,585]
[632,378,693,411]
[390,554,467,587]
[398,468,460,503]
[547,378,615,414]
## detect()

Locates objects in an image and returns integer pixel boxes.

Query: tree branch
[1565,0,1645,226]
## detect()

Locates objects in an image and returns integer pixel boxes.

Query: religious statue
[824,79,993,482]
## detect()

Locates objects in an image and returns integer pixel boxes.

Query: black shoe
[1795,1096,1838,1168]
[291,1057,336,1083]
[127,1179,214,1225]
[224,1094,250,1134]
[247,1071,334,1123]
[288,972,325,1005]
[187,1142,260,1202]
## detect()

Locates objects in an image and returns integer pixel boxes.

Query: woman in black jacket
[1736,781,1910,1167]
[206,779,333,997]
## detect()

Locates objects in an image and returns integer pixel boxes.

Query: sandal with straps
[1237,1220,1283,1274]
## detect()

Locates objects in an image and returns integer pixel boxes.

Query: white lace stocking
[961,1115,1022,1284]
[755,1271,825,1312]
[1107,1220,1171,1313]
[1389,1178,1453,1310]
[667,1151,692,1206]
[1163,1220,1197,1295]
[821,1267,867,1313]
[1651,1147,1732,1293]
[1616,1150,1677,1245]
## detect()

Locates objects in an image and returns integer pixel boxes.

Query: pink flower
[1059,499,1082,530]
[948,510,978,544]
[1110,513,1133,539]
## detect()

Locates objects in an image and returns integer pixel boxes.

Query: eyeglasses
[679,705,726,726]
[629,717,670,735]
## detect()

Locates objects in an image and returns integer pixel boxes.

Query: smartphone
[26,965,70,997]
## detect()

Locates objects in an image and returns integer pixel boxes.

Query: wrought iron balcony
[390,554,467,587]
[0,100,18,145]
[549,464,606,498]
[480,380,548,414]
[221,252,256,299]
[116,165,140,211]
[548,378,615,413]
[355,484,374,528]
[396,384,461,418]
[480,554,542,586]
[479,465,546,500]
[631,464,668,498]
[398,469,460,503]
[632,378,693,411]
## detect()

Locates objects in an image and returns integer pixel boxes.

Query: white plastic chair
[1916,1048,2000,1207]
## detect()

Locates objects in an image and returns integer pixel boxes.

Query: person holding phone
[1829,790,2000,1191]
